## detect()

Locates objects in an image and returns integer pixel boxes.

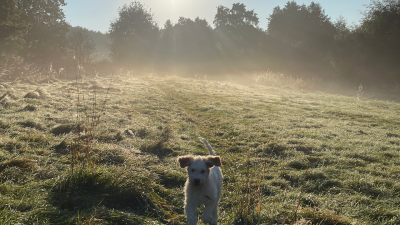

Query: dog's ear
[178,156,194,168]
[205,156,221,168]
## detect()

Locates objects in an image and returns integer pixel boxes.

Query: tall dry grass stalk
[292,166,309,224]
[70,58,114,173]
[229,156,269,224]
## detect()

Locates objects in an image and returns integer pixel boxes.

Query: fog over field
[1,0,400,224]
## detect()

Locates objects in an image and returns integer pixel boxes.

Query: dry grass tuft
[35,87,50,97]
[18,120,46,130]
[50,124,81,135]
[299,208,352,225]
[0,83,11,88]
[0,90,18,100]
[22,104,37,111]
[0,158,38,172]
[24,91,40,99]
[0,95,14,107]
[255,70,320,90]
[0,91,19,107]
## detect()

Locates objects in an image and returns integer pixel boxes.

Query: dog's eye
[201,170,205,173]
[191,169,195,172]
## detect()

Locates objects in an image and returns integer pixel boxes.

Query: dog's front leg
[202,202,217,225]
[185,203,198,225]
[211,202,218,225]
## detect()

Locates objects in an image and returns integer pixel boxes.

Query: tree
[329,17,353,73]
[214,3,259,27]
[158,20,175,62]
[18,0,68,63]
[267,1,336,58]
[213,3,266,66]
[0,0,24,58]
[174,17,216,62]
[108,2,159,64]
[214,3,266,70]
[331,0,400,84]
[158,17,218,72]
[0,0,68,63]
[355,0,400,81]
[67,26,96,63]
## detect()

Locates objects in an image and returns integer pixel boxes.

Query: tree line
[1,0,400,85]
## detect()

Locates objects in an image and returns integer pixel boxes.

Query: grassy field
[0,73,399,224]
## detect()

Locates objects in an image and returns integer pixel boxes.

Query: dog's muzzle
[193,179,201,186]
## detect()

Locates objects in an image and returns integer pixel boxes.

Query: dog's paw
[202,216,217,224]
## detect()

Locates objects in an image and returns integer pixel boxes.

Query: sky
[63,0,372,33]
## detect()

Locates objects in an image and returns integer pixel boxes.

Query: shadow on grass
[255,141,288,158]
[51,169,149,211]
[140,141,175,159]
[300,208,352,225]
[49,168,181,224]
[157,169,186,189]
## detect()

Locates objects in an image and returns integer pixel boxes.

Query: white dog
[178,138,223,225]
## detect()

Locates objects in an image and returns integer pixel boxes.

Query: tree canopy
[0,0,24,57]
[67,26,96,64]
[214,3,266,66]
[108,2,159,64]
[267,1,336,57]
[334,0,400,83]
[0,0,68,63]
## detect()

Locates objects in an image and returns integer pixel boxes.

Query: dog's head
[178,155,221,187]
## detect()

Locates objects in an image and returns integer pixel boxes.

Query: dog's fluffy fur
[178,138,223,225]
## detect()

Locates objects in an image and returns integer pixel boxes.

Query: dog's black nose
[194,179,200,185]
